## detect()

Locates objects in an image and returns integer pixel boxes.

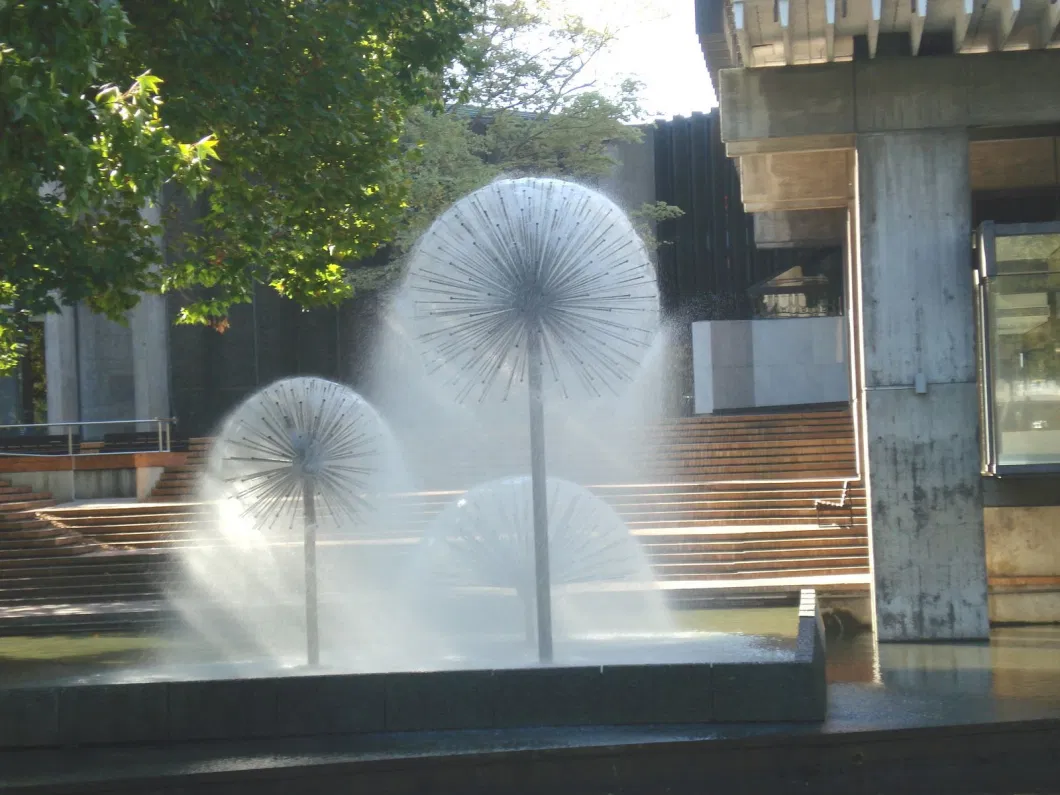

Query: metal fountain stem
[526,326,553,664]
[303,479,320,666]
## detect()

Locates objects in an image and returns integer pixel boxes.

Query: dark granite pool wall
[0,592,826,750]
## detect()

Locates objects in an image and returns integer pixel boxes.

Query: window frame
[975,220,1060,477]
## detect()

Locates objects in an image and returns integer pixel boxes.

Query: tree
[348,0,681,291]
[0,1,215,372]
[0,0,477,371]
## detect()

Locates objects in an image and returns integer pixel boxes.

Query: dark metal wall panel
[973,188,1060,227]
[690,113,712,297]
[167,285,388,437]
[653,111,840,321]
[653,122,679,314]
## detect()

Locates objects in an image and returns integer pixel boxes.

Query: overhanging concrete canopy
[715,51,1060,211]
[696,0,1060,81]
[736,137,1060,212]
[739,150,853,212]
[719,51,1060,146]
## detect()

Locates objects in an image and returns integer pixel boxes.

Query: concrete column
[131,293,170,424]
[845,204,866,479]
[76,308,135,435]
[131,202,170,428]
[0,374,19,424]
[44,304,80,428]
[855,129,988,640]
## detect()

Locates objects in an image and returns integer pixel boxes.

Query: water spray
[405,178,659,662]
[210,376,385,665]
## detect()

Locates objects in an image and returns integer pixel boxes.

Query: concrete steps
[147,438,213,500]
[38,503,214,548]
[0,410,870,623]
[0,478,98,564]
[402,407,857,489]
[0,551,170,606]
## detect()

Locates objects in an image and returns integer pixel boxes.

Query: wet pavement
[2,647,1060,793]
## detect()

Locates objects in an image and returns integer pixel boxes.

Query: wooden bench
[0,434,81,455]
[101,432,167,453]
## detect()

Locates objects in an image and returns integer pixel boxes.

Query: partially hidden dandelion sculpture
[210,376,386,665]
[405,178,660,662]
[420,476,654,642]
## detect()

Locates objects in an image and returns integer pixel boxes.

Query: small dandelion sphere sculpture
[210,376,387,534]
[404,177,660,404]
[208,376,392,665]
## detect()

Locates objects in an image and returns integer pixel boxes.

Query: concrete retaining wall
[0,593,825,749]
[3,469,137,502]
[692,317,848,413]
[986,506,1060,623]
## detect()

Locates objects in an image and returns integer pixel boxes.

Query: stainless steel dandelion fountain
[210,376,386,665]
[419,476,661,645]
[405,178,660,662]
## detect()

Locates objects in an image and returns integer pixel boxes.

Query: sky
[548,0,718,121]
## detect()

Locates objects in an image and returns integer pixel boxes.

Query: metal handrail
[0,417,178,501]
[0,417,176,430]
[0,417,177,458]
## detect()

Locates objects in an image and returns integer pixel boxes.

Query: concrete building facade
[7,14,1060,641]
[696,0,1060,639]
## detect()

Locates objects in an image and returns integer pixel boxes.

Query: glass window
[748,250,844,319]
[977,222,1060,474]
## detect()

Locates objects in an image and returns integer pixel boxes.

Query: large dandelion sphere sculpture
[405,178,660,403]
[404,178,661,663]
[209,376,389,665]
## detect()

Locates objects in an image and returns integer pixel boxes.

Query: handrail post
[157,419,164,452]
[68,425,76,502]
[165,420,171,453]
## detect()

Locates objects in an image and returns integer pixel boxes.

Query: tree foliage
[348,0,682,293]
[0,0,476,370]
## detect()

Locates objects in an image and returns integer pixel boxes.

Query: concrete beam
[778,0,793,66]
[733,1,753,67]
[753,209,847,248]
[966,53,1060,128]
[853,57,972,133]
[825,0,836,61]
[909,0,927,55]
[995,0,1022,51]
[725,133,854,157]
[735,136,1060,200]
[867,0,882,58]
[719,51,1060,146]
[954,0,975,51]
[969,137,1060,191]
[1041,0,1060,49]
[719,64,855,143]
[739,149,852,212]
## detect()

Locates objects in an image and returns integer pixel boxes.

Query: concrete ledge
[719,51,1060,145]
[0,592,827,749]
[4,693,1060,795]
